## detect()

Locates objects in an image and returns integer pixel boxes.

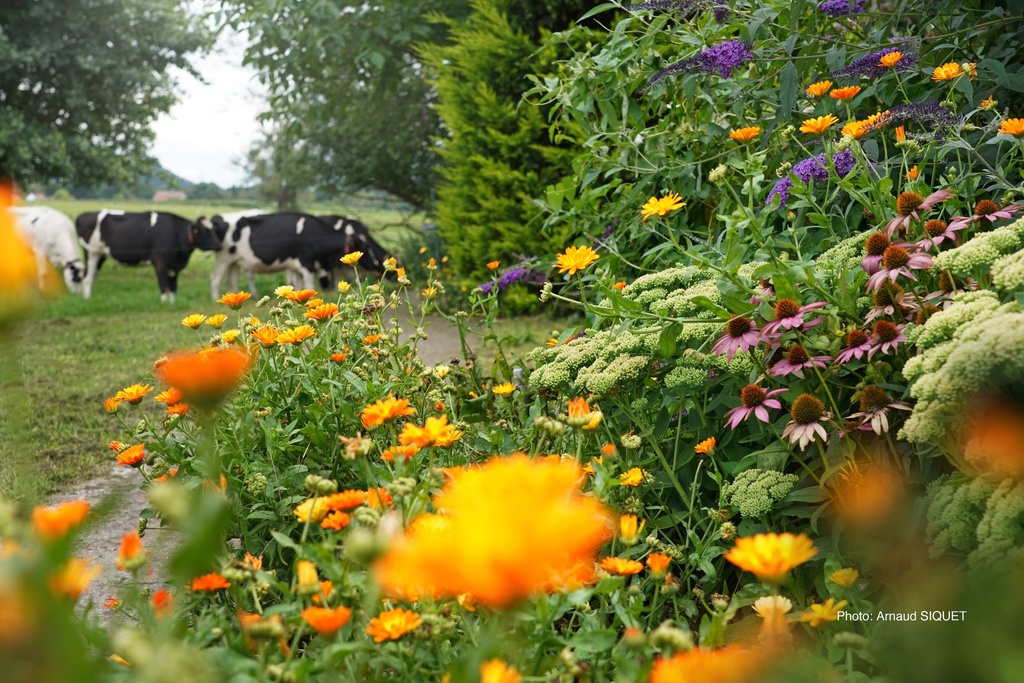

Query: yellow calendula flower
[480,660,521,683]
[366,608,422,642]
[492,382,516,396]
[831,567,859,587]
[274,285,294,298]
[724,532,817,583]
[181,313,206,329]
[341,251,363,266]
[554,245,600,275]
[619,467,646,487]
[640,192,685,222]
[205,314,228,329]
[998,118,1024,137]
[805,80,832,97]
[931,62,963,82]
[729,126,761,142]
[221,329,241,344]
[618,514,645,545]
[338,281,351,292]
[800,114,839,135]
[800,597,848,627]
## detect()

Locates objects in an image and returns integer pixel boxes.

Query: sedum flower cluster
[722,469,799,519]
[991,248,1024,292]
[926,475,1024,573]
[932,216,1024,276]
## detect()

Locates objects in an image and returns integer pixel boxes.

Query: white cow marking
[150,212,158,227]
[296,217,305,235]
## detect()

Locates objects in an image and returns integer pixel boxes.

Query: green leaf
[778,61,799,119]
[659,322,682,356]
[569,629,619,653]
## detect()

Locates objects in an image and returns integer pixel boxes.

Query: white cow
[11,206,86,294]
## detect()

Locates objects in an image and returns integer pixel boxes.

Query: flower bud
[651,621,693,654]
[833,632,868,650]
[621,433,642,450]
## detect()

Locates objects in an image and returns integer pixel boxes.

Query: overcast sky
[151,27,264,188]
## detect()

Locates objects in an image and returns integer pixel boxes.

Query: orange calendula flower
[324,489,368,511]
[566,397,602,429]
[153,466,179,483]
[154,346,251,408]
[294,497,330,524]
[366,487,394,509]
[361,395,416,429]
[640,192,686,222]
[382,444,421,462]
[305,297,324,308]
[103,396,122,413]
[114,444,145,467]
[340,251,363,266]
[154,387,183,405]
[998,118,1024,137]
[103,597,121,610]
[189,572,231,592]
[277,325,317,345]
[695,436,716,454]
[302,605,352,635]
[619,514,645,545]
[304,303,340,322]
[831,567,859,588]
[800,597,848,627]
[724,532,817,583]
[422,286,438,298]
[895,125,906,142]
[116,530,147,571]
[931,62,963,81]
[250,325,280,347]
[166,403,190,417]
[601,443,617,456]
[612,281,626,291]
[554,245,600,275]
[619,467,646,487]
[31,500,91,540]
[829,85,861,102]
[321,511,352,530]
[181,313,206,329]
[398,415,463,448]
[981,96,996,110]
[879,51,904,68]
[50,558,102,602]
[480,659,521,683]
[600,556,644,576]
[362,333,382,345]
[906,165,919,181]
[492,382,516,396]
[486,260,501,270]
[800,114,839,135]
[108,440,126,452]
[650,646,761,683]
[330,352,347,363]
[218,291,252,309]
[115,383,153,405]
[366,608,422,642]
[805,80,833,97]
[151,588,173,618]
[205,314,228,329]
[729,126,761,142]
[646,552,671,577]
[284,288,317,303]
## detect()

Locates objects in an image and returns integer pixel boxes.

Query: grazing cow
[315,214,390,286]
[76,210,222,302]
[11,206,86,294]
[201,209,266,300]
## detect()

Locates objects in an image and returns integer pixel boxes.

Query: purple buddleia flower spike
[766,149,856,208]
[625,0,730,22]
[639,40,752,94]
[818,0,865,18]
[865,102,959,138]
[832,47,917,80]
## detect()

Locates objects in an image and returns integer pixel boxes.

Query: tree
[244,122,319,211]
[0,0,212,186]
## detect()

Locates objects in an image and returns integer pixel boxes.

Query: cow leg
[226,263,240,292]
[246,269,259,297]
[153,257,172,302]
[167,267,179,306]
[210,256,231,302]
[82,252,104,299]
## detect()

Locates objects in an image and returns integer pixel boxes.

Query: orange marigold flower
[312,579,333,605]
[49,558,102,602]
[294,497,330,524]
[151,588,173,618]
[366,487,394,509]
[831,567,859,588]
[601,443,617,457]
[205,314,228,329]
[879,51,904,68]
[931,62,963,82]
[362,333,382,345]
[373,454,613,607]
[218,291,252,309]
[646,552,671,577]
[154,346,251,408]
[154,387,183,405]
[251,325,280,347]
[895,125,906,142]
[619,467,646,487]
[457,592,476,612]
[554,245,600,275]
[998,118,1024,137]
[340,251,363,266]
[305,298,324,308]
[243,552,263,571]
[115,383,153,405]
[600,556,644,576]
[361,395,416,429]
[284,289,317,303]
[189,572,231,592]
[153,466,179,483]
[104,396,122,413]
[321,511,352,530]
[116,530,147,571]
[366,608,422,642]
[805,80,832,97]
[324,489,369,511]
[103,597,121,610]
[31,500,90,540]
[728,126,761,142]
[800,597,848,627]
[330,352,347,363]
[422,286,438,298]
[566,396,602,429]
[907,165,919,181]
[302,605,353,635]
[108,440,126,452]
[612,281,626,291]
[800,114,839,135]
[181,313,206,329]
[724,532,817,583]
[492,382,516,396]
[695,436,716,454]
[166,403,190,417]
[304,303,340,322]
[829,85,861,102]
[398,415,463,448]
[650,646,761,683]
[382,444,421,462]
[277,325,317,345]
[486,260,501,270]
[480,659,521,683]
[640,192,686,222]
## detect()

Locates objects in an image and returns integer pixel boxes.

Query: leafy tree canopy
[0,0,212,186]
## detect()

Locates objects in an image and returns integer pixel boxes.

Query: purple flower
[782,394,831,451]
[710,316,760,360]
[868,320,906,358]
[916,218,967,251]
[832,47,918,80]
[949,201,1024,231]
[766,149,856,208]
[818,0,865,17]
[723,385,786,429]
[846,386,912,435]
[768,344,830,379]
[866,245,934,292]
[640,40,752,93]
[760,299,828,339]
[874,102,959,138]
[625,0,730,22]
[476,264,548,294]
[884,189,954,235]
[835,329,873,364]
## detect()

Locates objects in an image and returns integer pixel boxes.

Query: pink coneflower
[711,316,760,360]
[768,344,830,378]
[924,271,978,308]
[761,298,828,338]
[916,219,966,251]
[884,189,954,235]
[835,329,873,364]
[724,384,786,429]
[948,199,1024,231]
[868,320,906,358]
[860,233,890,275]
[782,394,831,450]
[866,245,934,292]
[865,282,917,323]
[750,278,775,305]
[845,386,911,435]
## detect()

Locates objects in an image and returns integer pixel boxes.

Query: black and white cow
[11,206,86,294]
[76,210,222,302]
[315,214,390,286]
[202,209,266,300]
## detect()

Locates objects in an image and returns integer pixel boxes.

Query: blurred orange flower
[829,460,904,526]
[116,530,147,571]
[650,646,761,683]
[382,444,421,462]
[49,558,102,602]
[646,552,671,577]
[31,500,91,540]
[330,352,347,362]
[321,511,351,530]
[155,346,250,408]
[151,588,173,619]
[480,659,521,683]
[366,608,422,642]
[486,260,500,270]
[724,532,817,583]
[302,605,352,635]
[324,489,369,511]
[189,573,231,591]
[398,415,463,448]
[361,396,416,429]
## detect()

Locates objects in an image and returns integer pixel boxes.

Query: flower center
[726,316,753,337]
[896,191,923,217]
[759,278,772,290]
[846,329,869,348]
[859,385,889,412]
[872,281,903,307]
[938,271,964,293]
[925,219,948,238]
[872,320,899,343]
[881,245,910,270]
[915,304,941,326]
[774,298,800,320]
[786,345,810,364]
[740,384,767,408]
[864,232,890,256]
[975,199,999,217]
[791,394,825,424]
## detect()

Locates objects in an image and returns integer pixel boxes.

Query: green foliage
[0,0,211,185]
[925,474,996,556]
[722,468,799,519]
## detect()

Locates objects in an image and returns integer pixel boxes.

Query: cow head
[331,217,391,276]
[63,260,86,294]
[189,219,223,252]
[197,215,233,243]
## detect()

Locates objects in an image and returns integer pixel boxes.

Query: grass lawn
[1,199,557,502]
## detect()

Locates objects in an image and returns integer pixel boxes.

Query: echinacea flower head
[724,385,785,429]
[340,251,363,266]
[931,62,963,81]
[361,396,416,429]
[761,298,827,337]
[205,314,228,329]
[218,291,251,309]
[640,192,686,221]
[555,245,600,275]
[998,118,1024,137]
[302,606,352,635]
[782,393,831,450]
[492,382,516,396]
[49,558,102,602]
[768,344,830,379]
[304,303,339,322]
[729,126,760,142]
[189,572,231,592]
[711,316,759,360]
[868,320,906,358]
[480,659,521,683]
[366,608,422,642]
[866,244,934,291]
[373,454,613,607]
[831,567,859,587]
[181,313,206,329]
[31,500,90,541]
[155,346,251,408]
[695,436,716,454]
[724,532,817,583]
[116,530,147,571]
[884,189,953,235]
[800,114,839,135]
[646,552,671,577]
[115,444,146,467]
[800,598,848,627]
[600,556,644,576]
[805,80,833,97]
[650,646,761,683]
[115,383,153,405]
[835,329,872,364]
[829,85,861,102]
